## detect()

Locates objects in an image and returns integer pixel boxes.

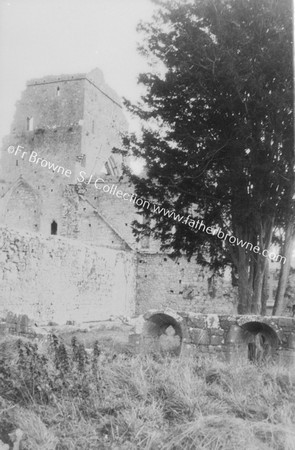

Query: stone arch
[142,311,184,356]
[241,321,279,363]
[2,178,40,232]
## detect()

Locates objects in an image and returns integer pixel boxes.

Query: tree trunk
[235,218,274,315]
[236,247,252,314]
[272,221,294,316]
[251,217,274,314]
[237,274,251,314]
[251,252,269,314]
[261,259,270,316]
[251,262,264,314]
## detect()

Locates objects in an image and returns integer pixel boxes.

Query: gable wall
[135,253,237,315]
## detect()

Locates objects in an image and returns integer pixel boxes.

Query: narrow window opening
[51,220,57,235]
[108,156,118,177]
[26,116,34,131]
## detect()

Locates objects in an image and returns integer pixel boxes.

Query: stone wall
[133,308,295,368]
[0,68,293,324]
[81,68,127,177]
[135,253,237,315]
[0,178,41,232]
[85,178,150,250]
[0,226,137,324]
[0,68,128,237]
[76,199,129,249]
[0,80,83,186]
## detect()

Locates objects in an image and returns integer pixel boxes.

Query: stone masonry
[0,68,294,323]
[0,226,136,323]
[132,308,295,368]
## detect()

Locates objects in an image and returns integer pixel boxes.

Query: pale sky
[0,0,155,142]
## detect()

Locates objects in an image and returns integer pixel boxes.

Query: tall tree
[123,0,294,314]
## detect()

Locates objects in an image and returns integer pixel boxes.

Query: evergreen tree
[124,0,294,314]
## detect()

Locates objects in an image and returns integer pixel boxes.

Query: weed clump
[0,335,294,449]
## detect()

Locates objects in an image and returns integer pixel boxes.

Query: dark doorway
[143,313,183,356]
[241,322,278,363]
[51,220,57,235]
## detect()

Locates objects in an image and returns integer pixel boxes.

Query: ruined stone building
[0,69,290,323]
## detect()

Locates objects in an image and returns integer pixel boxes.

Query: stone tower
[0,68,128,236]
[1,68,127,184]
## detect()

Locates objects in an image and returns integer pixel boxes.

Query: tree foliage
[124,0,294,314]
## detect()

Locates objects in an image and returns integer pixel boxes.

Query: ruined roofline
[83,197,135,251]
[27,72,87,86]
[26,72,123,109]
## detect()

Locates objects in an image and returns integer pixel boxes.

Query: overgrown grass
[0,335,294,449]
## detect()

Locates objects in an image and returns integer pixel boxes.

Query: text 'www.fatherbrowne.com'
[7,145,286,264]
[151,204,286,264]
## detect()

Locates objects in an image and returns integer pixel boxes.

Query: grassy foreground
[0,335,294,450]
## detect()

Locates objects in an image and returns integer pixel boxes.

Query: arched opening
[51,220,58,235]
[241,322,279,363]
[3,178,40,232]
[142,313,183,356]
